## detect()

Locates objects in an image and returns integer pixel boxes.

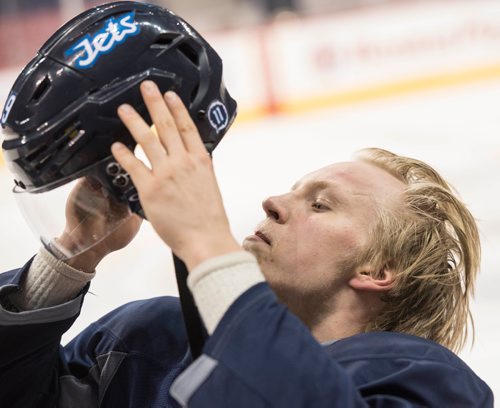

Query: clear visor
[14,176,135,260]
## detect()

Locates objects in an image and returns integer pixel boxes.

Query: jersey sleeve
[0,261,88,407]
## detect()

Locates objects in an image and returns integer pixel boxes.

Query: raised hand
[111,81,241,270]
[56,176,142,272]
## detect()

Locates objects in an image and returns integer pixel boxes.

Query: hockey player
[0,2,493,407]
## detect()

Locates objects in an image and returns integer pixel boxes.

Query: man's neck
[309,311,367,343]
[296,289,374,343]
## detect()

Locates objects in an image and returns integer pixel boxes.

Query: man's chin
[243,244,270,267]
[242,239,265,259]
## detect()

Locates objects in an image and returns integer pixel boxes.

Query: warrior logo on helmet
[65,11,140,69]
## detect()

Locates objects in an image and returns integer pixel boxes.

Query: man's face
[243,161,404,309]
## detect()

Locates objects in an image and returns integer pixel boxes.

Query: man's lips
[254,230,271,245]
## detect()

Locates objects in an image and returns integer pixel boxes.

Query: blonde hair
[354,148,480,353]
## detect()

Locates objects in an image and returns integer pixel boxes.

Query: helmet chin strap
[173,254,207,359]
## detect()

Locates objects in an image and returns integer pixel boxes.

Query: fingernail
[112,142,124,151]
[142,80,156,93]
[118,104,133,114]
[165,91,176,102]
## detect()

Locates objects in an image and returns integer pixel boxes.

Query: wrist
[65,249,103,273]
[50,236,104,273]
[53,232,107,272]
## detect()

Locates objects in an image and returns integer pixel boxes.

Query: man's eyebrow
[291,180,345,203]
[292,180,333,191]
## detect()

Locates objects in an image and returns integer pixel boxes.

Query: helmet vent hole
[151,33,180,49]
[30,76,51,104]
[25,144,47,162]
[58,121,82,142]
[178,42,199,66]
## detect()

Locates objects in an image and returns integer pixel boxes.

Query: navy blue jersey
[0,260,494,407]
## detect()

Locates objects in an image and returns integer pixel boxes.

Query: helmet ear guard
[1,1,237,217]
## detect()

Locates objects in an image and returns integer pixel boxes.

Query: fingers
[140,81,185,155]
[111,142,151,187]
[163,91,207,155]
[115,81,208,180]
[117,104,165,168]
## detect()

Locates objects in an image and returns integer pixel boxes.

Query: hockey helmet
[1,1,237,258]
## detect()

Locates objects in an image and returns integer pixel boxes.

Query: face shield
[13,175,136,260]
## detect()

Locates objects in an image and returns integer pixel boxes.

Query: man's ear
[348,264,394,293]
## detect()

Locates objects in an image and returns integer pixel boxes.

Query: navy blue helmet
[1,1,237,216]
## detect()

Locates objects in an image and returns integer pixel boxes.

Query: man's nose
[262,195,288,224]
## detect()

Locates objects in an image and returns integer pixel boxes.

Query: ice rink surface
[1,78,499,398]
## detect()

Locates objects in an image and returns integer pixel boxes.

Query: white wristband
[187,251,265,334]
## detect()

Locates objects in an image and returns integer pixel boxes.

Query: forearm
[8,246,95,311]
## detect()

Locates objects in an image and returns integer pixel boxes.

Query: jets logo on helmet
[65,11,140,69]
[1,93,16,126]
[208,100,229,134]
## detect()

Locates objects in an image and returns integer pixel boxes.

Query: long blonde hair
[355,148,480,353]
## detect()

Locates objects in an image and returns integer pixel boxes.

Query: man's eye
[312,201,329,211]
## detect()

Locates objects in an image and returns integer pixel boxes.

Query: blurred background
[1,0,499,400]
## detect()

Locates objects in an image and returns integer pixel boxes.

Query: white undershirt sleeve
[9,246,95,311]
[187,251,265,334]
